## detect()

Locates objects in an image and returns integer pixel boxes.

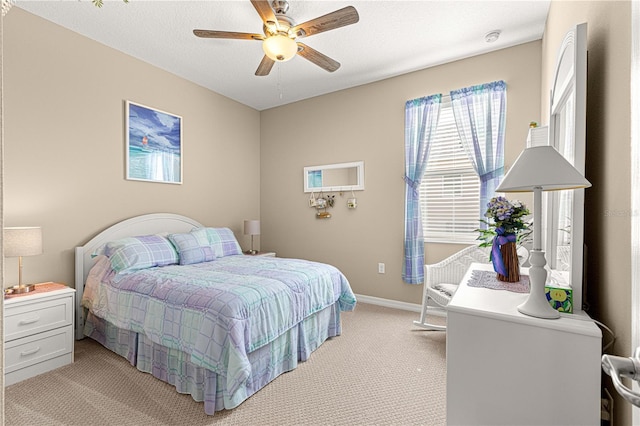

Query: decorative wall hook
[347,189,357,209]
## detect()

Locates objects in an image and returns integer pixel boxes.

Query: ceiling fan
[193,0,359,76]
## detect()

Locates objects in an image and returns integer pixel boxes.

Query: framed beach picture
[126,101,183,184]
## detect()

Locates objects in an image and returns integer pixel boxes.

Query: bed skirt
[84,303,342,415]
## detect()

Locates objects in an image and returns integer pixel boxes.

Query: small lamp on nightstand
[243,220,260,255]
[4,226,43,294]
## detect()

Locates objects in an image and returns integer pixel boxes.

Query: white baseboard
[355,294,421,312]
[356,294,422,312]
[354,293,445,317]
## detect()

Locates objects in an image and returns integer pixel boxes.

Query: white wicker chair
[413,245,491,331]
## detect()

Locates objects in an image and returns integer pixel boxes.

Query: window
[420,99,481,243]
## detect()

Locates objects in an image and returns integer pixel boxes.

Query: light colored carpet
[5,303,447,425]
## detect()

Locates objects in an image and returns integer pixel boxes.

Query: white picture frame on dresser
[4,284,75,386]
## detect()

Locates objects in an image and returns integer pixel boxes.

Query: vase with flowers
[477,196,531,282]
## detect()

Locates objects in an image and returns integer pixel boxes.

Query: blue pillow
[168,232,215,265]
[106,235,179,274]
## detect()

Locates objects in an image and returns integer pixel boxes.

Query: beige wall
[541,1,632,423]
[2,9,261,289]
[260,41,541,304]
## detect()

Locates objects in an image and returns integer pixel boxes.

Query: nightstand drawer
[5,296,73,341]
[5,325,73,375]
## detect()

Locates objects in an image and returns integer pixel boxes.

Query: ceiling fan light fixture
[263,34,298,62]
[194,1,359,76]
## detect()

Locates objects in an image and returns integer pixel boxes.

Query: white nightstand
[256,252,276,257]
[4,283,75,386]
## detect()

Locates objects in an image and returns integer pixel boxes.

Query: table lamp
[496,146,591,319]
[243,220,260,255]
[4,226,43,294]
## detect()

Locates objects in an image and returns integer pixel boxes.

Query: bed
[75,213,356,415]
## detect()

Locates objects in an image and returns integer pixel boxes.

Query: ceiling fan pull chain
[277,64,284,100]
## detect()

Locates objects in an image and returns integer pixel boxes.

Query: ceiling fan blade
[296,43,340,72]
[193,29,264,41]
[255,55,275,76]
[292,6,359,38]
[250,0,277,25]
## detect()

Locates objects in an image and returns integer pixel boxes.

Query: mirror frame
[547,23,587,312]
[303,161,365,193]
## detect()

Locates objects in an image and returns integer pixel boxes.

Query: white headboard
[74,213,203,339]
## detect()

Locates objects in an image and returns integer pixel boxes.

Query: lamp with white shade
[496,145,591,319]
[4,226,43,294]
[243,220,261,255]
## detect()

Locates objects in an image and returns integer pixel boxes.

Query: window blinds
[420,99,481,243]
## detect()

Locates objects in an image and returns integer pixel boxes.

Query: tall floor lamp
[4,226,43,294]
[496,146,591,319]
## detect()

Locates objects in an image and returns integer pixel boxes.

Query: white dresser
[4,284,75,386]
[446,264,602,426]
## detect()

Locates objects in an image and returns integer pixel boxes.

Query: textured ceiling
[16,0,550,111]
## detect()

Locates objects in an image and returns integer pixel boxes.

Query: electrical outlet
[378,263,385,274]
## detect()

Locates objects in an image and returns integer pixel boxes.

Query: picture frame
[126,100,183,184]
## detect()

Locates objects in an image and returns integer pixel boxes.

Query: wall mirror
[303,161,364,193]
[546,23,587,311]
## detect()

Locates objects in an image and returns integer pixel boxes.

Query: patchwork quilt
[82,255,356,399]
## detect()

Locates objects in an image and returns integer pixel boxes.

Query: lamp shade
[497,145,591,192]
[244,220,261,236]
[4,227,43,257]
[262,35,298,62]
